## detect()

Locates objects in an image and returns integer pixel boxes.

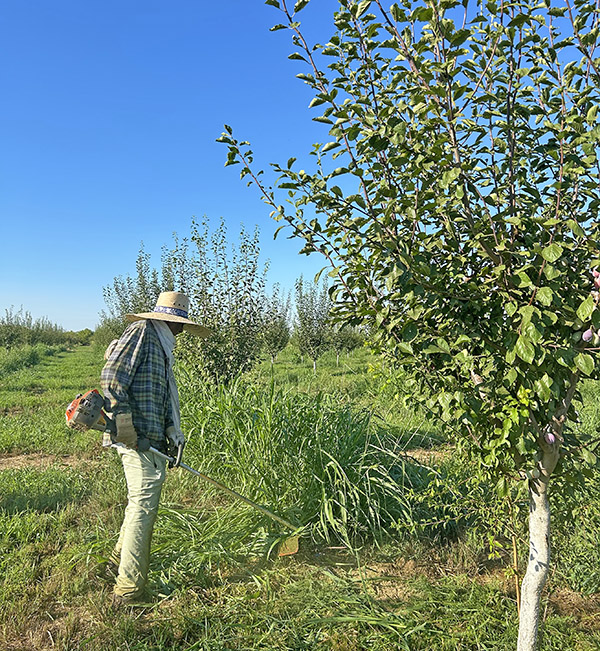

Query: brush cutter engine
[65,389,112,433]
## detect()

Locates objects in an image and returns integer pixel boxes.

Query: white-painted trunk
[517,478,550,651]
[517,371,578,650]
[517,443,560,651]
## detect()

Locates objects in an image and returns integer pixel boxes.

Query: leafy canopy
[219,0,600,486]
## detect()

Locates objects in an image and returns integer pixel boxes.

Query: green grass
[0,345,599,649]
[0,345,103,455]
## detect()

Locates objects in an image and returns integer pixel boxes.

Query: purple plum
[544,432,556,445]
[583,328,594,342]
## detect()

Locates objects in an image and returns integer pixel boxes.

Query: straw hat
[126,291,211,337]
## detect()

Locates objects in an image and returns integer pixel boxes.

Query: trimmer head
[278,536,300,557]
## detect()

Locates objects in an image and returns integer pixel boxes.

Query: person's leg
[113,448,167,600]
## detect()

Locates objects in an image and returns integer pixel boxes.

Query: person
[100,291,210,604]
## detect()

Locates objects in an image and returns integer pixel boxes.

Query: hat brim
[125,313,212,338]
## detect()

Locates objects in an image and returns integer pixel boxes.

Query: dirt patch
[0,406,25,416]
[0,453,88,472]
[357,559,422,604]
[347,558,600,629]
[546,589,600,628]
[2,604,100,651]
[404,446,454,466]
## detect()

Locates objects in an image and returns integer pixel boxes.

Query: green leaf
[587,105,598,125]
[265,0,280,6]
[495,476,509,497]
[582,448,598,466]
[536,286,553,306]
[508,13,529,27]
[438,392,452,411]
[577,295,595,322]
[435,337,451,353]
[398,342,413,355]
[575,353,595,375]
[402,322,417,341]
[506,347,516,364]
[356,0,372,17]
[309,97,325,108]
[390,3,405,21]
[515,336,535,364]
[322,141,341,153]
[543,265,560,281]
[534,373,552,402]
[542,243,563,263]
[517,271,533,288]
[440,167,461,189]
[519,305,535,329]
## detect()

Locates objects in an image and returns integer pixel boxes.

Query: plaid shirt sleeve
[100,321,147,415]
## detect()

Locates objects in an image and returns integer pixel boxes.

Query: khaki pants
[110,448,167,599]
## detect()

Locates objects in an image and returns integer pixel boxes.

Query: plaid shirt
[101,320,172,448]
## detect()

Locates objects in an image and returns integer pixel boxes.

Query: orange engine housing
[65,389,108,432]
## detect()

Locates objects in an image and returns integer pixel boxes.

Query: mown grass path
[0,346,104,456]
[0,347,598,650]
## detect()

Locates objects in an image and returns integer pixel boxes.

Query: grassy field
[0,345,599,650]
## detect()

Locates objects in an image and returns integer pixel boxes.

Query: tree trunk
[313,358,316,376]
[518,371,578,650]
[517,476,551,651]
[517,447,560,650]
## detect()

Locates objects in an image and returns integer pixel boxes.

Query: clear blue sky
[0,1,339,330]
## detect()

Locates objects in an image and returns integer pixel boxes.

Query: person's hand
[166,425,185,448]
[166,426,185,466]
[115,413,138,449]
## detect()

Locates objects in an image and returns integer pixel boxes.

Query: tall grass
[157,372,432,575]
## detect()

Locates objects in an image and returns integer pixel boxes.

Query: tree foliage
[294,275,332,372]
[170,218,268,384]
[221,0,600,482]
[99,218,268,383]
[102,244,162,326]
[262,284,292,363]
[0,307,81,349]
[331,325,364,365]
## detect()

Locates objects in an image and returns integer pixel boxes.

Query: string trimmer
[65,389,301,556]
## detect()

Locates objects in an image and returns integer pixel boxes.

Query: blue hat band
[153,305,188,318]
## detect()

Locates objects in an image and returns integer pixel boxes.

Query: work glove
[114,412,138,449]
[166,425,185,467]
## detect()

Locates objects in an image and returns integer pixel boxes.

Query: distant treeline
[0,307,93,350]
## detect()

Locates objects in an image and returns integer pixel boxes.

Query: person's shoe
[111,591,148,607]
